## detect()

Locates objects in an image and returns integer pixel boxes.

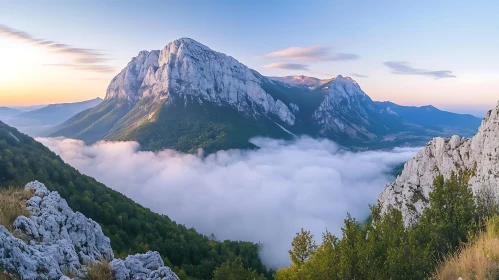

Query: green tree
[413,173,478,265]
[213,257,267,280]
[289,228,318,266]
[276,172,485,280]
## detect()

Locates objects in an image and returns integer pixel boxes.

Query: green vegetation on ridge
[104,97,293,154]
[276,172,496,279]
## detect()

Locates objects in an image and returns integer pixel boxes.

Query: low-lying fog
[38,137,419,268]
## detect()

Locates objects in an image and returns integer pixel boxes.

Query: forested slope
[0,121,270,279]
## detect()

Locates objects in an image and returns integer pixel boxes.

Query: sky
[0,0,498,115]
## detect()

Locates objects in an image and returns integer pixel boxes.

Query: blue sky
[0,0,498,115]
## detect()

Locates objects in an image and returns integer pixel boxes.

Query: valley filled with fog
[39,136,419,268]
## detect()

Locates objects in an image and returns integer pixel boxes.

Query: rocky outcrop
[378,101,499,225]
[110,252,178,280]
[0,181,179,280]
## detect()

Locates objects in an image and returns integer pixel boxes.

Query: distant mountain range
[49,38,481,153]
[1,98,102,136]
[15,98,103,125]
[0,107,21,119]
[268,75,329,89]
[374,101,480,137]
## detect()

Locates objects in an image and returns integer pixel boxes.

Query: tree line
[276,172,496,279]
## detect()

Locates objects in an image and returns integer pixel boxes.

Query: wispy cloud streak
[384,61,456,79]
[264,46,359,62]
[44,64,115,73]
[350,73,369,78]
[264,63,309,71]
[0,24,114,73]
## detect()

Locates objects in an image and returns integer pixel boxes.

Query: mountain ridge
[51,38,482,152]
[1,97,103,138]
[16,97,103,124]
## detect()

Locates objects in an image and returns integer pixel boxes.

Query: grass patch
[0,187,32,232]
[432,216,499,280]
[87,261,114,280]
[0,272,14,280]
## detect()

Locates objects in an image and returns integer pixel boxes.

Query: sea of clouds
[38,137,419,268]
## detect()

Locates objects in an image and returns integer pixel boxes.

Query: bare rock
[0,181,179,280]
[379,101,499,225]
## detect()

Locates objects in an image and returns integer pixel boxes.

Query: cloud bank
[384,61,456,79]
[0,24,114,73]
[38,137,419,268]
[264,46,359,63]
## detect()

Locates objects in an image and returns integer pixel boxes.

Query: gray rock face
[13,181,114,265]
[105,38,295,125]
[313,75,382,139]
[378,101,499,225]
[0,226,63,280]
[0,181,179,280]
[105,50,160,102]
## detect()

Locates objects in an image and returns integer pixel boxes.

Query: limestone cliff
[378,101,499,225]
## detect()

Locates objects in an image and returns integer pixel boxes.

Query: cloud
[384,61,456,79]
[264,63,309,71]
[37,137,419,269]
[350,73,369,78]
[0,24,114,73]
[264,46,359,63]
[44,64,115,73]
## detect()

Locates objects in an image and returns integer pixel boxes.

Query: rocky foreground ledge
[0,181,179,280]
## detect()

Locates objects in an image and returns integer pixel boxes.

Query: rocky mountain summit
[0,181,179,280]
[379,101,499,225]
[105,38,295,125]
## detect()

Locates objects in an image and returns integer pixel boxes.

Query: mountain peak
[104,37,296,125]
[330,75,358,86]
[158,37,217,67]
[321,75,365,99]
[173,37,204,46]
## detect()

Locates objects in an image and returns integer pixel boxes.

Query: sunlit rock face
[105,38,295,125]
[379,101,499,225]
[0,181,179,280]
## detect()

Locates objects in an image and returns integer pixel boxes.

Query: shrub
[87,261,114,280]
[0,272,14,280]
[432,216,499,280]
